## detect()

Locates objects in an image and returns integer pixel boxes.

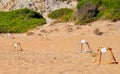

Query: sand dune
[0,21,120,74]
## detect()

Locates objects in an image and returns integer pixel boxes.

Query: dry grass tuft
[38,33,42,36]
[76,26,82,30]
[54,28,59,32]
[26,32,34,36]
[93,29,103,35]
[40,29,47,33]
[67,27,73,32]
[49,20,61,26]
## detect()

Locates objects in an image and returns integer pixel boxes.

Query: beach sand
[0,21,120,74]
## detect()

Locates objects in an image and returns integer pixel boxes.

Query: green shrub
[75,17,96,25]
[96,0,120,19]
[48,8,74,22]
[76,0,120,25]
[77,0,88,9]
[0,8,46,33]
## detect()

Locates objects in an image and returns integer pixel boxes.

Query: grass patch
[48,8,74,22]
[77,0,88,9]
[0,8,46,33]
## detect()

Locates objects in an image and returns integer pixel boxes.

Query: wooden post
[86,42,91,50]
[81,43,83,51]
[99,51,102,65]
[108,48,118,64]
[94,49,100,63]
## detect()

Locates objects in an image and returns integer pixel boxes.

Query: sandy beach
[0,20,120,74]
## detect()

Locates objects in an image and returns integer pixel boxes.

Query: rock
[0,0,78,14]
[76,2,99,20]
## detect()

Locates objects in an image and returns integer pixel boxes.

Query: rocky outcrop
[76,3,99,20]
[0,0,78,14]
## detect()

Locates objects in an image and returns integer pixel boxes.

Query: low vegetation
[0,8,46,33]
[48,8,74,22]
[76,0,120,24]
[48,0,120,25]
